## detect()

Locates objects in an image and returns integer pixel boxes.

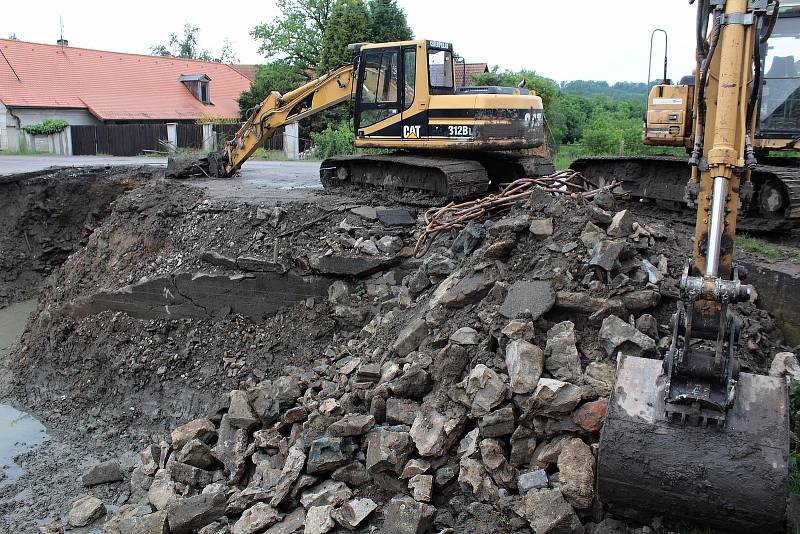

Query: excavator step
[598,354,789,533]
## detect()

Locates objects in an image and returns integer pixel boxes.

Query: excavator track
[570,155,800,232]
[320,152,554,203]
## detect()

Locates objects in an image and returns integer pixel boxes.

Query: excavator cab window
[357,48,400,129]
[403,48,416,110]
[428,48,454,93]
[758,13,800,136]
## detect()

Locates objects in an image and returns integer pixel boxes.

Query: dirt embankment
[0,168,794,533]
[0,166,157,309]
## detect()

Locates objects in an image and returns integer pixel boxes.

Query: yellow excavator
[167,39,553,199]
[573,2,800,232]
[597,1,789,532]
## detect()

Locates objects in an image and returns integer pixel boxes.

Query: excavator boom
[167,64,356,178]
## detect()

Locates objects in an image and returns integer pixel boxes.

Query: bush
[310,122,355,159]
[196,115,239,125]
[24,118,68,135]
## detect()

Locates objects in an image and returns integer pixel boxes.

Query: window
[404,48,416,110]
[358,49,400,128]
[759,15,800,135]
[200,81,209,104]
[428,49,453,89]
[361,50,399,104]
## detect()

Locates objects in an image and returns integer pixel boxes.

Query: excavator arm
[596,1,790,531]
[167,64,355,178]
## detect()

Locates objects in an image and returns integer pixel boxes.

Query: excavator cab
[757,3,800,139]
[349,40,545,151]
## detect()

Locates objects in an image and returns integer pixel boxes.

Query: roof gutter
[4,104,21,128]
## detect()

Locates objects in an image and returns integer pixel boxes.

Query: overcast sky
[1,0,698,84]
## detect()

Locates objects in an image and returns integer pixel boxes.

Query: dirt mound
[1,172,792,533]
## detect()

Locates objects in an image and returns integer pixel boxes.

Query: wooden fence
[71,123,285,155]
[71,124,168,156]
[212,124,285,151]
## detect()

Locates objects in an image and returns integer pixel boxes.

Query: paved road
[0,154,325,202]
[0,154,321,190]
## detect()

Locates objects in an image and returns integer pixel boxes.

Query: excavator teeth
[598,354,789,533]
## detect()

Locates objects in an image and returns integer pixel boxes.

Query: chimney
[57,38,68,46]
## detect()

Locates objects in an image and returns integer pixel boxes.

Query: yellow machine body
[218,40,545,177]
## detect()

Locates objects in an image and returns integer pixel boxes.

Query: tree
[150,23,238,63]
[319,0,370,72]
[472,68,565,147]
[367,0,412,42]
[8,33,19,41]
[238,60,306,114]
[250,0,335,74]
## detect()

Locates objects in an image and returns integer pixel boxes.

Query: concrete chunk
[499,280,555,320]
[67,495,106,527]
[82,460,124,486]
[505,339,545,394]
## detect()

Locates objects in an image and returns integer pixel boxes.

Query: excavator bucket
[598,354,789,532]
[166,151,226,179]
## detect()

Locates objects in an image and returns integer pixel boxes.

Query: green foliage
[311,121,355,158]
[251,0,335,69]
[150,23,237,63]
[790,452,800,494]
[195,115,239,125]
[560,80,648,101]
[735,236,785,260]
[238,60,306,114]
[367,0,412,42]
[320,0,370,72]
[251,0,412,74]
[24,118,68,135]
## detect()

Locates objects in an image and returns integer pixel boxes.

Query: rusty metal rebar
[414,170,627,256]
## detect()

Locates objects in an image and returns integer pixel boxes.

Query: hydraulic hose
[689,7,721,167]
[745,1,779,166]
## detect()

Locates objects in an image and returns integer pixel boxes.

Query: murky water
[0,300,48,483]
[0,299,36,359]
[0,404,47,484]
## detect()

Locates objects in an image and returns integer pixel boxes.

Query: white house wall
[12,108,99,127]
[0,106,98,151]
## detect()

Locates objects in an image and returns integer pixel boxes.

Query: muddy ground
[0,165,797,534]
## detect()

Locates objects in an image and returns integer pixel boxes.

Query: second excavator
[168,39,553,200]
[597,0,789,532]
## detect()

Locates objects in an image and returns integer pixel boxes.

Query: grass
[735,235,800,265]
[735,235,785,260]
[251,148,289,161]
[0,149,51,156]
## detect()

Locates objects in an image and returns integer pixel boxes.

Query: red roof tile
[0,39,251,121]
[455,62,489,87]
[230,64,257,81]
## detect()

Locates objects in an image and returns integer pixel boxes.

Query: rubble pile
[4,174,788,534]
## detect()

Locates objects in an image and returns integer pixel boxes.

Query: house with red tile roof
[454,62,489,88]
[0,38,251,150]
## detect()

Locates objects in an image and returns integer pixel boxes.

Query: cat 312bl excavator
[597,1,789,532]
[167,39,553,199]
